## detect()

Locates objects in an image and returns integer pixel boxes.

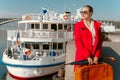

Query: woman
[74,5,103,70]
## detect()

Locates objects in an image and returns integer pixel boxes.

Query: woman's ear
[90,12,93,17]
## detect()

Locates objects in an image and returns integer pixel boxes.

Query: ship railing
[7,30,73,39]
[8,49,65,60]
[31,49,65,57]
[21,13,74,21]
[5,44,65,60]
[22,13,60,21]
[22,14,43,21]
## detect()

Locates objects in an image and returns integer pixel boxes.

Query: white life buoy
[25,15,30,20]
[63,15,68,20]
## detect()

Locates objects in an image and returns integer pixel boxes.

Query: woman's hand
[93,57,98,64]
[87,57,93,65]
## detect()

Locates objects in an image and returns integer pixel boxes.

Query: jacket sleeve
[95,24,103,58]
[74,23,91,58]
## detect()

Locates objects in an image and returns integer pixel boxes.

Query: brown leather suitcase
[75,62,113,80]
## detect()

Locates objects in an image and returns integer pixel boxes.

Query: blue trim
[2,61,65,68]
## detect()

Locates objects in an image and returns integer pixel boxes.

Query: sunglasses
[80,11,89,14]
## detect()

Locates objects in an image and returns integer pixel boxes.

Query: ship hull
[7,64,64,79]
[2,53,65,79]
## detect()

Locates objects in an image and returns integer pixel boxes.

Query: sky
[0,0,120,20]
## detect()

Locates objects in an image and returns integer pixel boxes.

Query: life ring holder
[25,15,30,20]
[63,15,68,20]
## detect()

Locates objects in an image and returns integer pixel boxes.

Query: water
[0,30,7,80]
[0,21,53,80]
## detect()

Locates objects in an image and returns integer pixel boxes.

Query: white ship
[2,9,77,79]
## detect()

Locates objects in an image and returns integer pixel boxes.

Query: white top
[84,20,96,46]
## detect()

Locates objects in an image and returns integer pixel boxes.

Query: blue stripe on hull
[4,61,65,68]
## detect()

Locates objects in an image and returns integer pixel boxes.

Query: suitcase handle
[65,56,115,65]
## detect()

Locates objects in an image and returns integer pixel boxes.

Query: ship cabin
[7,16,75,60]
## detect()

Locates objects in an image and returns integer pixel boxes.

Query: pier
[0,18,20,26]
[65,41,120,80]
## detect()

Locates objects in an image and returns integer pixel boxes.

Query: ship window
[43,44,49,50]
[51,24,57,31]
[70,24,75,31]
[35,24,40,29]
[43,24,48,29]
[31,24,34,29]
[58,24,63,29]
[58,43,63,49]
[33,44,39,49]
[53,43,57,49]
[64,24,67,30]
[21,43,24,47]
[25,43,31,49]
[67,24,71,31]
[64,24,71,31]
[19,23,25,30]
[27,23,31,29]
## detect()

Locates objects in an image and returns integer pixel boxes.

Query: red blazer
[74,20,103,69]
